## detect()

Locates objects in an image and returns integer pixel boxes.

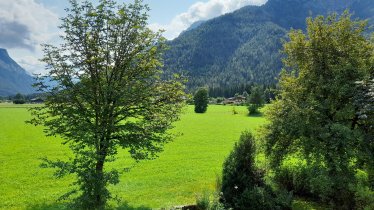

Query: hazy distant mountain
[0,48,35,96]
[164,0,374,90]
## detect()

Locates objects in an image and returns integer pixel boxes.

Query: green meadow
[0,104,266,209]
[0,104,325,209]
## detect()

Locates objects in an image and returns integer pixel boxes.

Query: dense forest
[163,0,374,94]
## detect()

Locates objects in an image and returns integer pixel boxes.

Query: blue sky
[0,0,267,74]
[37,0,200,25]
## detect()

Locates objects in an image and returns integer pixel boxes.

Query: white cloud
[0,0,59,50]
[149,0,268,40]
[17,55,44,74]
[0,0,59,74]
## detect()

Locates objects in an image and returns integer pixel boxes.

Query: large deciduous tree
[28,0,186,208]
[263,12,373,209]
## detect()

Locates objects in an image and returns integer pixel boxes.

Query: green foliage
[12,99,25,104]
[12,93,26,104]
[221,131,291,210]
[352,170,374,210]
[27,0,186,209]
[273,157,332,201]
[232,107,238,115]
[355,78,374,189]
[194,88,209,113]
[195,191,226,210]
[247,86,265,115]
[263,12,374,209]
[196,191,210,210]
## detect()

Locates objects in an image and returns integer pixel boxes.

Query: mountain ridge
[164,0,374,91]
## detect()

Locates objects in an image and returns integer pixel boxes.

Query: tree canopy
[28,0,186,208]
[263,12,374,209]
[194,88,209,113]
[247,86,265,115]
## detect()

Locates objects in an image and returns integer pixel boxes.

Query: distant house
[224,95,246,105]
[30,98,44,104]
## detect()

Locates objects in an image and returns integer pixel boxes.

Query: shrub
[195,190,226,210]
[232,107,238,115]
[274,157,374,209]
[248,104,261,115]
[273,157,332,202]
[221,131,292,210]
[354,170,374,210]
[196,191,210,210]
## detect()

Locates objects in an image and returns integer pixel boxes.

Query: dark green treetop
[247,86,265,115]
[194,88,208,113]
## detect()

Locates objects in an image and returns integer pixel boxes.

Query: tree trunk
[94,152,106,210]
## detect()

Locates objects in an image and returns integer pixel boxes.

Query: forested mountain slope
[164,0,374,90]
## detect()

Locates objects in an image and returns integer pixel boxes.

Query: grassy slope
[0,105,265,209]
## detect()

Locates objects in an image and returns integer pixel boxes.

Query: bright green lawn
[0,105,266,209]
[0,104,322,210]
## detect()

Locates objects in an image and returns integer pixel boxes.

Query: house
[223,95,247,105]
[30,98,44,104]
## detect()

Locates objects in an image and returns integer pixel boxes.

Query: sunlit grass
[0,104,324,209]
[0,105,266,209]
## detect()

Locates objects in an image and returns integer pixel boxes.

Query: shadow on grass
[26,202,152,210]
[248,112,264,117]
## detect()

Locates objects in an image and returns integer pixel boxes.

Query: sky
[0,0,267,74]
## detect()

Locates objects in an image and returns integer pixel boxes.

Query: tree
[194,88,208,113]
[221,131,291,210]
[355,77,374,189]
[242,91,249,99]
[13,93,26,104]
[247,86,264,115]
[27,0,186,208]
[263,12,373,209]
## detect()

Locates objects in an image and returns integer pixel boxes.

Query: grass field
[0,103,326,210]
[0,104,268,209]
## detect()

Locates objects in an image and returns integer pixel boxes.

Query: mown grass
[0,105,265,209]
[0,104,322,209]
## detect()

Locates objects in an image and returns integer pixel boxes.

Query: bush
[195,190,226,210]
[196,191,210,210]
[248,104,261,115]
[232,107,238,115]
[274,157,332,202]
[354,170,374,210]
[274,157,374,209]
[221,131,292,210]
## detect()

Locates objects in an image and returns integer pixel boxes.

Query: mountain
[164,0,374,91]
[0,49,35,96]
